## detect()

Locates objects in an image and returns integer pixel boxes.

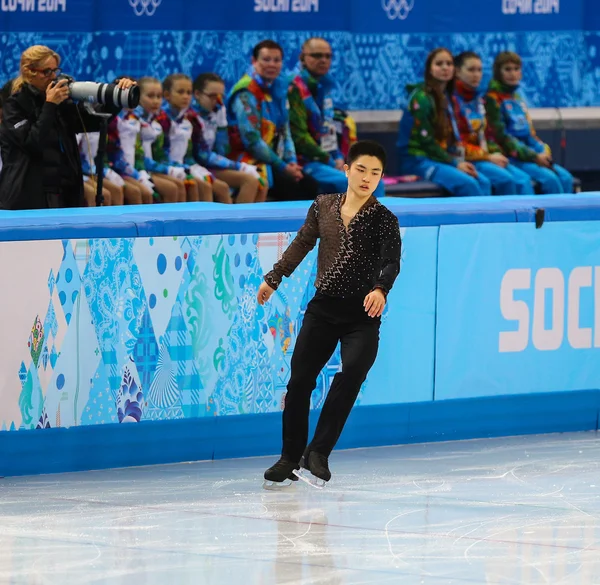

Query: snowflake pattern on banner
[83,358,118,425]
[1,31,599,108]
[82,238,146,396]
[55,241,83,326]
[2,232,402,430]
[117,359,144,423]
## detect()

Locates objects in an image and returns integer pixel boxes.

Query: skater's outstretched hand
[257,281,275,305]
[364,288,386,318]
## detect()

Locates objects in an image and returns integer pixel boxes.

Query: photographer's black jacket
[0,83,119,210]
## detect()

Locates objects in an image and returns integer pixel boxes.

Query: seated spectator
[135,76,188,203]
[159,73,226,202]
[190,73,263,203]
[397,47,491,197]
[334,107,357,159]
[288,37,385,196]
[227,39,319,201]
[486,51,574,194]
[107,108,156,205]
[453,51,533,195]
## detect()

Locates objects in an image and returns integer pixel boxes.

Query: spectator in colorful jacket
[107,109,156,205]
[453,51,533,195]
[190,73,264,203]
[288,37,383,196]
[227,39,319,201]
[157,74,219,202]
[134,76,190,204]
[397,48,491,197]
[486,51,574,194]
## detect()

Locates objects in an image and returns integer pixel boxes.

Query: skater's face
[456,57,483,89]
[345,155,383,198]
[252,48,283,83]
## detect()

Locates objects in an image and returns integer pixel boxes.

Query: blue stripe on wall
[2,390,598,477]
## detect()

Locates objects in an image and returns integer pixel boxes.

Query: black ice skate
[263,456,299,490]
[293,450,331,489]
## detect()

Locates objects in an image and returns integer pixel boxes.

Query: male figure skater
[257,140,401,487]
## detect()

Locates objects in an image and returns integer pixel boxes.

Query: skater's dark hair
[347,140,387,172]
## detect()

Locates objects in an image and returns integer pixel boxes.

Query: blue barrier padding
[2,390,598,477]
[1,193,600,242]
[529,193,600,222]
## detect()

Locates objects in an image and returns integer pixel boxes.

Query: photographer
[0,45,136,210]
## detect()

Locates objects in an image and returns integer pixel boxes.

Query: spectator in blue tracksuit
[452,51,533,195]
[486,51,574,194]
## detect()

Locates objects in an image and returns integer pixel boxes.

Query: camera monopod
[81,103,112,207]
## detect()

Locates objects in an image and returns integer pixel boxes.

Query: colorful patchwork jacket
[396,83,461,166]
[134,105,172,175]
[485,79,549,162]
[187,98,241,171]
[107,110,143,179]
[288,67,342,167]
[227,71,296,179]
[154,102,194,167]
[452,79,501,162]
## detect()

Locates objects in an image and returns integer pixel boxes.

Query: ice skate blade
[262,478,294,491]
[293,468,327,489]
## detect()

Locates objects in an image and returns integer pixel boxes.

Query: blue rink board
[2,194,600,477]
[1,390,599,477]
[1,194,600,241]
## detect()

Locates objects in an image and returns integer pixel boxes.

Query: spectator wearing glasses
[227,39,319,201]
[452,51,533,195]
[189,73,264,203]
[486,51,573,194]
[0,45,135,210]
[288,38,372,196]
[397,47,491,197]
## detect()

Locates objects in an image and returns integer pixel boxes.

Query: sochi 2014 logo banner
[129,0,161,16]
[381,0,414,20]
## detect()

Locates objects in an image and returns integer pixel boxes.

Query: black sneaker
[264,456,299,483]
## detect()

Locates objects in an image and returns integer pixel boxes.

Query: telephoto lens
[55,75,140,109]
[69,81,140,109]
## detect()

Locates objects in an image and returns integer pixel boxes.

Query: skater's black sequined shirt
[264,193,401,298]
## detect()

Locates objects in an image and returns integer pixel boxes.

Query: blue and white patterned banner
[0,226,437,432]
[0,0,599,109]
[1,30,598,110]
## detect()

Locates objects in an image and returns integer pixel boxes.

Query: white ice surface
[1,432,600,584]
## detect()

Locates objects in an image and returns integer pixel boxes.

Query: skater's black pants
[282,293,380,461]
